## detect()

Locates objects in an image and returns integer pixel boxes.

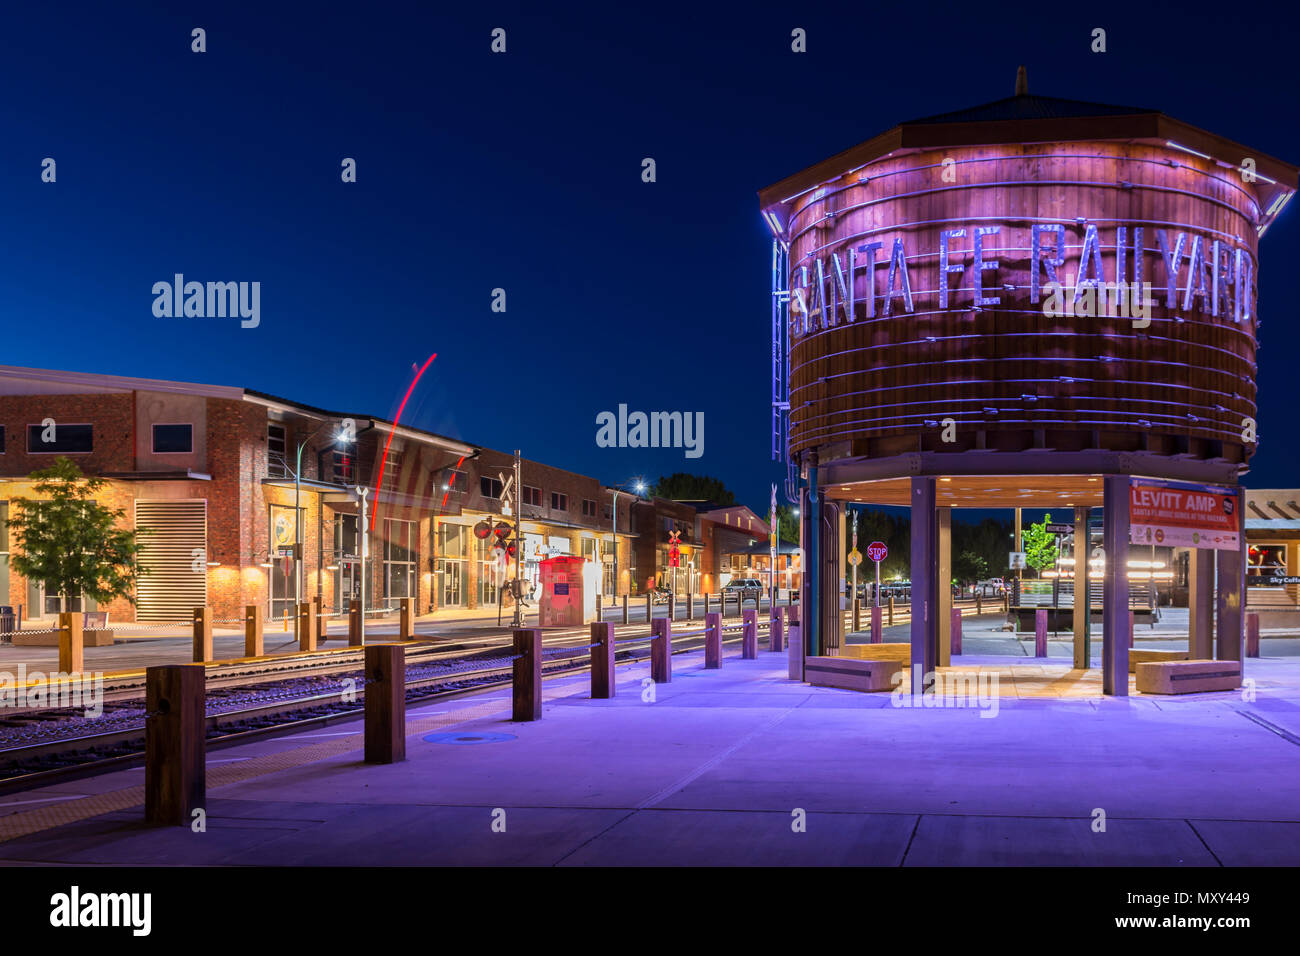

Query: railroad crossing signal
[866,541,888,563]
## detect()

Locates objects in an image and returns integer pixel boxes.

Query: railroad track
[0,626,753,796]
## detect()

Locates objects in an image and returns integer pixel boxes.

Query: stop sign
[866,541,888,563]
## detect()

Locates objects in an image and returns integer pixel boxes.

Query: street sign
[1044,523,1073,534]
[1009,551,1027,569]
[847,549,862,566]
[866,541,888,563]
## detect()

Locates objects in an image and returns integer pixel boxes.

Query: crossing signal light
[473,520,492,540]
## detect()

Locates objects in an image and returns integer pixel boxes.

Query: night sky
[2,1,1295,515]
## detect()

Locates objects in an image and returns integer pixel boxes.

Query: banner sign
[1129,479,1239,550]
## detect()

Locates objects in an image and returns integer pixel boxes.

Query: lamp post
[356,486,369,645]
[608,478,646,606]
[293,420,353,635]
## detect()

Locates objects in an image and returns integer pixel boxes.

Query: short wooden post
[512,628,542,721]
[57,611,84,674]
[145,664,205,826]
[852,597,861,633]
[650,616,672,683]
[870,605,882,643]
[976,592,982,614]
[888,595,895,625]
[704,612,722,668]
[621,593,629,625]
[951,607,962,655]
[364,644,405,763]
[1246,612,1260,658]
[742,608,757,659]
[770,607,785,652]
[787,623,803,681]
[1035,608,1047,657]
[244,604,264,658]
[686,591,694,620]
[591,621,615,698]
[704,592,711,616]
[596,600,603,623]
[1003,591,1010,613]
[297,602,318,651]
[668,591,676,621]
[192,606,213,663]
[645,593,652,622]
[399,597,414,639]
[348,605,362,646]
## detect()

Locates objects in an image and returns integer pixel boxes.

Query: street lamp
[608,478,646,606]
[293,420,354,620]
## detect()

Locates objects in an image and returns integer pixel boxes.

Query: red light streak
[371,353,437,531]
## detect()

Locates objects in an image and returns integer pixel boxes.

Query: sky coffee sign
[789,222,1255,336]
[1129,479,1240,550]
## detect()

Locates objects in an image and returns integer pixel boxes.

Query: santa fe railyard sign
[1129,479,1240,551]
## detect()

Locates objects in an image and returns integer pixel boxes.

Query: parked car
[977,577,1007,595]
[723,578,763,599]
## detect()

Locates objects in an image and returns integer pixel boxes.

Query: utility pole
[511,449,523,629]
[357,486,369,646]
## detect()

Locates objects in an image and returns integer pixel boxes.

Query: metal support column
[1072,506,1089,669]
[1189,547,1214,659]
[1102,476,1130,696]
[910,477,938,696]
[937,506,952,668]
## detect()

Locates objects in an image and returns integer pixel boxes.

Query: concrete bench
[805,656,900,692]
[1128,648,1188,673]
[1135,659,1241,695]
[840,643,910,664]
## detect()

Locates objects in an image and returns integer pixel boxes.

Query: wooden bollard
[770,607,785,652]
[512,628,542,721]
[650,616,672,683]
[192,606,213,663]
[852,597,861,633]
[244,604,264,658]
[591,621,615,697]
[1246,612,1260,658]
[399,597,414,639]
[951,607,962,655]
[704,592,711,616]
[297,602,318,651]
[870,605,882,643]
[57,611,84,674]
[686,591,694,620]
[645,593,652,622]
[787,623,803,681]
[364,643,405,763]
[145,664,205,826]
[787,603,799,627]
[976,592,982,614]
[622,593,629,625]
[742,608,757,659]
[704,612,722,668]
[888,595,895,625]
[1034,608,1047,657]
[1003,592,1010,613]
[348,605,362,646]
[669,592,676,621]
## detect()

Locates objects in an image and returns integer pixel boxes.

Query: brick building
[0,366,633,624]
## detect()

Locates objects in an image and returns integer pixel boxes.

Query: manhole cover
[422,731,517,745]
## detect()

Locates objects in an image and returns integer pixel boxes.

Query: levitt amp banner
[1129,479,1240,550]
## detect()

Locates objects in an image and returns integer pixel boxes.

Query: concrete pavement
[0,638,1297,866]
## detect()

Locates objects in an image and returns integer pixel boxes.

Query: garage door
[134,499,208,622]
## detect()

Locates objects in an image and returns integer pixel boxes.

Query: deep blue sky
[2,1,1296,515]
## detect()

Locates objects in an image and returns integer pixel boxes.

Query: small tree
[953,550,988,586]
[1022,513,1060,577]
[7,457,145,611]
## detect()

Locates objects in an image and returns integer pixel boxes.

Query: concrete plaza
[0,633,1297,867]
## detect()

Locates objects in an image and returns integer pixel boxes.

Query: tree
[648,473,735,506]
[1022,513,1060,576]
[953,550,988,586]
[7,457,145,611]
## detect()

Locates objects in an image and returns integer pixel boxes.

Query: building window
[481,476,503,499]
[475,535,500,606]
[523,485,542,507]
[384,518,416,603]
[27,423,93,454]
[332,449,354,484]
[0,425,6,452]
[380,448,404,490]
[551,492,568,512]
[437,523,467,607]
[152,423,193,454]
[582,498,597,517]
[440,467,467,499]
[267,423,288,477]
